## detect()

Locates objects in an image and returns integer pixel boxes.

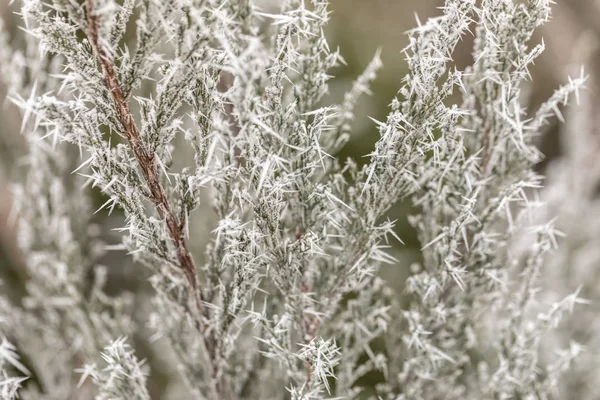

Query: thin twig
[84,2,231,397]
[84,0,202,306]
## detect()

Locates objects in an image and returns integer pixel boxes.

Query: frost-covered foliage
[0,338,29,399]
[0,0,588,399]
[77,336,151,400]
[0,11,136,399]
[535,67,600,400]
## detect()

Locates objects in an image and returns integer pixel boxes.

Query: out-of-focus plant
[535,46,600,400]
[0,0,587,399]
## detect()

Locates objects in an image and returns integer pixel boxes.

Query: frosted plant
[380,1,588,399]
[0,338,29,399]
[533,61,600,400]
[0,9,136,400]
[0,0,588,399]
[76,336,151,400]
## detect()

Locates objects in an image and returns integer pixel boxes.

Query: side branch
[84,0,203,309]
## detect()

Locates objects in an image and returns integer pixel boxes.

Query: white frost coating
[0,0,587,399]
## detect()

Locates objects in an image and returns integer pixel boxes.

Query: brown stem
[83,3,239,398]
[84,0,202,304]
[81,10,223,381]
